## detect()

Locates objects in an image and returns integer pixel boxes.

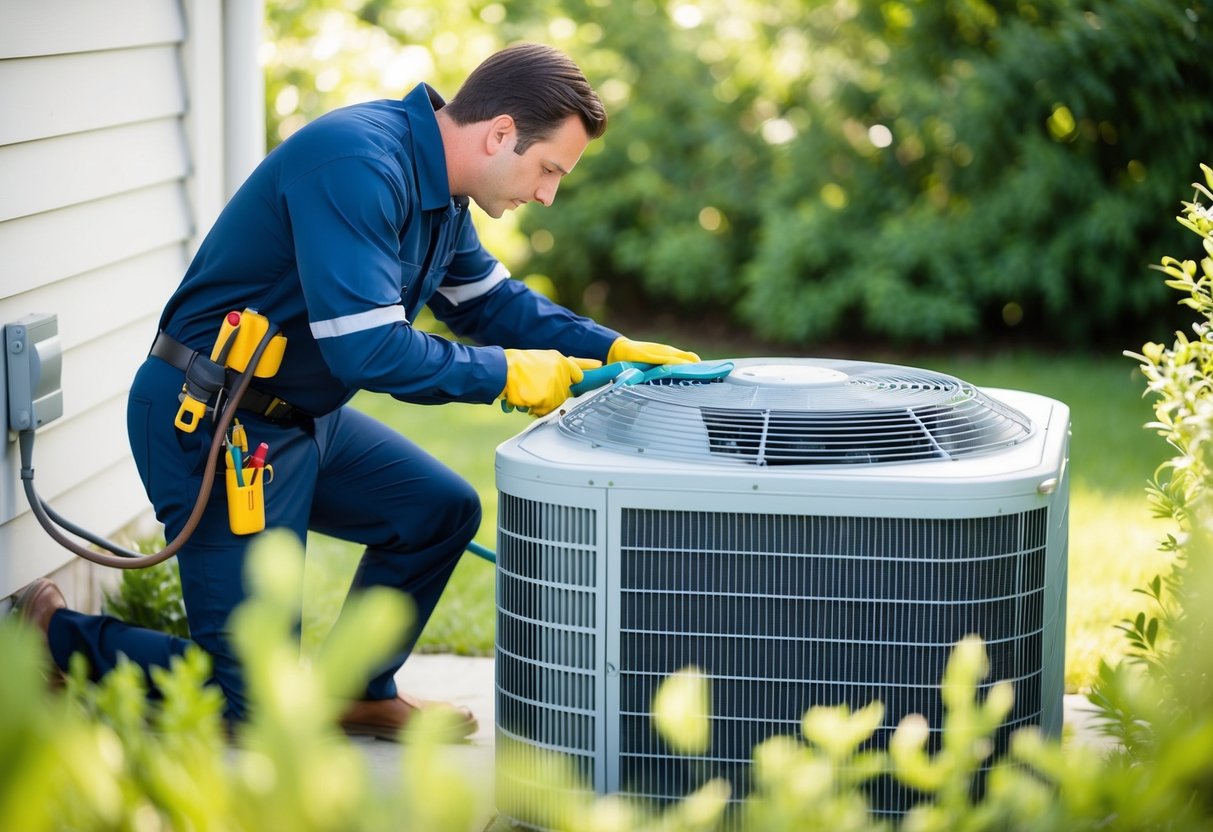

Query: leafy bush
[103,547,189,638]
[2,532,491,832]
[6,528,1213,829]
[265,0,1212,346]
[733,0,1213,346]
[1095,164,1213,761]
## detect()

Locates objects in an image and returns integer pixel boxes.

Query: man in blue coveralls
[20,43,699,739]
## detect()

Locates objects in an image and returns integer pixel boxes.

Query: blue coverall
[47,83,621,719]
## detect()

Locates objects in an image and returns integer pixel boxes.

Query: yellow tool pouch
[225,464,273,535]
[223,420,274,535]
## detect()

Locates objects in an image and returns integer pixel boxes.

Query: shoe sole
[341,718,478,742]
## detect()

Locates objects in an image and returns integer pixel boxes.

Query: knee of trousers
[384,476,481,556]
[431,477,482,550]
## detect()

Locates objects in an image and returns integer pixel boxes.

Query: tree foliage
[263,0,1213,344]
[734,0,1213,345]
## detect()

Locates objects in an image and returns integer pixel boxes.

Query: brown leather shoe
[13,578,66,687]
[14,578,66,640]
[340,691,478,742]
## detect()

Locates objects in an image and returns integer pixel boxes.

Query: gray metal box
[6,313,63,433]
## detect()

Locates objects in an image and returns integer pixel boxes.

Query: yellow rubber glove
[607,336,700,366]
[501,349,603,416]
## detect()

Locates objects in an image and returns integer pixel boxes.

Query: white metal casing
[494,361,1069,816]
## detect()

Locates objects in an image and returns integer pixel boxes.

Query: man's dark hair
[444,43,607,153]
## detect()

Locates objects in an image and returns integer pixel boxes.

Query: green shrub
[264,1,1213,346]
[1096,164,1213,762]
[103,546,189,638]
[6,528,1213,829]
[733,0,1213,346]
[518,0,1212,345]
[1,532,493,832]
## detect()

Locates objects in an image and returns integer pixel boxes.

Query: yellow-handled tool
[173,310,288,432]
[174,311,242,431]
[223,309,286,376]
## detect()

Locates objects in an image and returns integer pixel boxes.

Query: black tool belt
[149,331,310,424]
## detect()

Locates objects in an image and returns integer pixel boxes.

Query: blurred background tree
[264,0,1213,348]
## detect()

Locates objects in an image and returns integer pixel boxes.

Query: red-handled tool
[248,442,268,469]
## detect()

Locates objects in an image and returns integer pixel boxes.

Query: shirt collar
[402,83,463,213]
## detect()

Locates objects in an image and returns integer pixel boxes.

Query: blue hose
[466,540,496,564]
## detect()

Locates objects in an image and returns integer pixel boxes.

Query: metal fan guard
[557,357,1033,466]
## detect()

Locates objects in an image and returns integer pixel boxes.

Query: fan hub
[729,363,850,387]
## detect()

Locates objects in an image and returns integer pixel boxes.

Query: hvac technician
[28,43,698,738]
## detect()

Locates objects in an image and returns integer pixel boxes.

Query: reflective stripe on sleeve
[309,305,408,339]
[435,261,510,306]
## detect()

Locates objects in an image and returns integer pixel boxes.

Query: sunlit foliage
[265,1,1212,345]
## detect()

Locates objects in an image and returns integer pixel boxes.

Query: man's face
[473,115,590,219]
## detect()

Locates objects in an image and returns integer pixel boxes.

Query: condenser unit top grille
[557,358,1033,466]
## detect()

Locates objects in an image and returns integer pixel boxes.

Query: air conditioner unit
[494,357,1068,819]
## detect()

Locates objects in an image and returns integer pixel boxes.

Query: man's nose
[535,181,558,207]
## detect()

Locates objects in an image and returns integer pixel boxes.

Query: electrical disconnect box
[6,313,63,434]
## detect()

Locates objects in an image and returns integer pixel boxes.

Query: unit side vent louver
[559,359,1032,466]
[496,494,601,814]
[615,508,1048,811]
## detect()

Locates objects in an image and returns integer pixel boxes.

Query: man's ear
[485,114,516,155]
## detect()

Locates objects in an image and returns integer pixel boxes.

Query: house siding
[0,0,261,606]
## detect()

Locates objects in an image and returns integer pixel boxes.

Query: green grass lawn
[300,347,1172,694]
[927,350,1173,693]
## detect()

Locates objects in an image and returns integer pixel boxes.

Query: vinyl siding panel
[0,46,188,146]
[0,119,190,223]
[0,0,217,601]
[0,246,186,350]
[0,0,185,59]
[0,183,193,297]
[1,462,148,600]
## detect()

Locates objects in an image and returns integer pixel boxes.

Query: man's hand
[502,349,602,416]
[607,337,700,366]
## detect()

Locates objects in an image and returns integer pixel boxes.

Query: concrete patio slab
[354,654,497,828]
